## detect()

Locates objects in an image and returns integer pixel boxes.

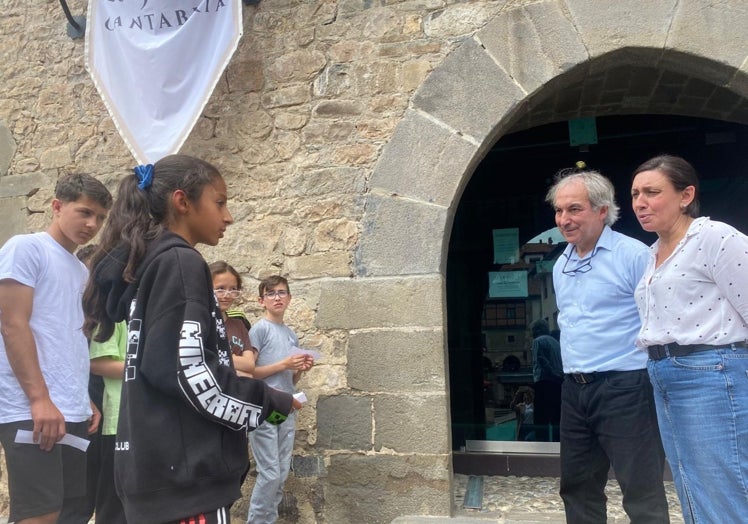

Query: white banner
[86,0,243,164]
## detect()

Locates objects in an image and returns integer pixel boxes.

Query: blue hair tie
[134,164,154,190]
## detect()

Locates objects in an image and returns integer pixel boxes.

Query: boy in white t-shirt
[0,173,112,524]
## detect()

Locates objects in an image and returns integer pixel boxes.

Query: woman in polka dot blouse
[631,154,748,524]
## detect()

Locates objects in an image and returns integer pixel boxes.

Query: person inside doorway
[528,319,562,441]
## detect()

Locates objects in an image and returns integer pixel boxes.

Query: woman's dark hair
[632,154,700,218]
[209,260,243,290]
[83,154,222,340]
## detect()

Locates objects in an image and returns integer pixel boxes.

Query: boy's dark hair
[209,260,243,290]
[55,173,113,209]
[83,154,222,341]
[258,275,289,297]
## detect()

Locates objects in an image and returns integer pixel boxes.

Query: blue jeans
[648,346,748,523]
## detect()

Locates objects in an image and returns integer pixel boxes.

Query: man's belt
[648,342,748,361]
[566,369,637,384]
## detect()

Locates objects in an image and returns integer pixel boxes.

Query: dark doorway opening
[447,114,748,454]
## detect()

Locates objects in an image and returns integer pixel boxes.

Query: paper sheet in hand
[291,347,322,361]
[15,429,90,452]
[293,392,308,403]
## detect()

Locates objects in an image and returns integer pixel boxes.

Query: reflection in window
[482,301,526,328]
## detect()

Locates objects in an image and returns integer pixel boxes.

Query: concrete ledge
[453,452,561,477]
[392,518,500,523]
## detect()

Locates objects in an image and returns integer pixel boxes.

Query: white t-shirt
[0,232,92,423]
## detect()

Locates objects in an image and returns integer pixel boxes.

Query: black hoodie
[94,231,293,523]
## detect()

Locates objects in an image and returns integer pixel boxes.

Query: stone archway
[317,1,748,519]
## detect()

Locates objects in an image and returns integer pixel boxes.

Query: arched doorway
[355,1,748,515]
[448,114,748,463]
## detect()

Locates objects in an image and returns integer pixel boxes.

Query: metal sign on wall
[85,0,243,165]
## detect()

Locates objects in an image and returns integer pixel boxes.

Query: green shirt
[89,321,128,435]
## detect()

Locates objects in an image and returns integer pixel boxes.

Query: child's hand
[285,354,308,371]
[300,355,314,371]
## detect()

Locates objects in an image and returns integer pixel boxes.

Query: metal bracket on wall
[59,0,85,39]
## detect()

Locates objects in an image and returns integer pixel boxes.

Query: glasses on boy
[263,290,289,299]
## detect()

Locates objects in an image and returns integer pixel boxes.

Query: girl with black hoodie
[82,155,299,524]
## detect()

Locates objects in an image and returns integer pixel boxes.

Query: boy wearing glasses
[247,275,313,524]
[546,169,669,524]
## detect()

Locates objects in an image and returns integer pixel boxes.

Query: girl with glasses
[209,260,256,377]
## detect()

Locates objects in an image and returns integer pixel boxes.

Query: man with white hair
[547,169,669,523]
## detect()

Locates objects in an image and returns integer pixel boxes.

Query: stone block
[0,123,16,177]
[267,49,327,83]
[336,0,388,20]
[292,454,327,477]
[326,454,450,523]
[412,38,524,142]
[261,85,310,109]
[227,58,265,92]
[328,40,375,63]
[316,395,372,450]
[314,63,354,97]
[565,0,675,57]
[316,276,443,330]
[284,252,352,279]
[666,0,748,83]
[332,143,378,165]
[424,3,501,39]
[369,109,478,207]
[38,145,71,170]
[476,1,588,95]
[400,59,431,92]
[348,329,446,392]
[279,167,366,198]
[0,196,27,246]
[355,194,447,276]
[313,100,363,117]
[374,394,449,454]
[302,120,355,145]
[274,110,309,130]
[313,219,358,251]
[0,172,47,198]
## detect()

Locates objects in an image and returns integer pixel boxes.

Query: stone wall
[1,1,491,521]
[2,0,748,522]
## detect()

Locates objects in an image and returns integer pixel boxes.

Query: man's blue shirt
[552,225,649,373]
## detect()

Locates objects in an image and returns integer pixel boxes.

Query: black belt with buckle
[648,342,748,361]
[566,370,630,384]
